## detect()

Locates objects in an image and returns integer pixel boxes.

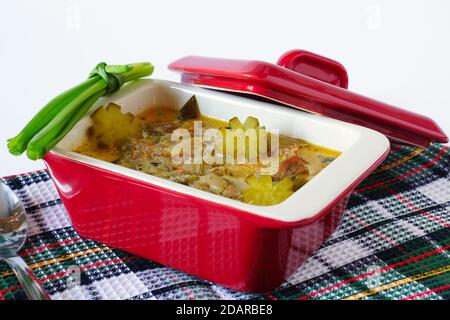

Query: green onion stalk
[7,62,154,160]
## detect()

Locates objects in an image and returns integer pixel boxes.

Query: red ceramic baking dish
[43,77,390,293]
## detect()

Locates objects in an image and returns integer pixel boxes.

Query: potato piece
[299,148,325,176]
[243,175,294,206]
[88,103,142,148]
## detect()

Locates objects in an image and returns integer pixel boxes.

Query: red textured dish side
[43,148,388,292]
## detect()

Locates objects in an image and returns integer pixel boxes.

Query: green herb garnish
[7,62,154,160]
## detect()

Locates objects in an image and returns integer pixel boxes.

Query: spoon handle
[4,255,51,300]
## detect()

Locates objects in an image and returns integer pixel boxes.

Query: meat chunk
[272,155,309,189]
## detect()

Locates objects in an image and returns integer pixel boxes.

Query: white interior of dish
[52,79,390,222]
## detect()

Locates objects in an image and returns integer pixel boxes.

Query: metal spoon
[0,182,51,300]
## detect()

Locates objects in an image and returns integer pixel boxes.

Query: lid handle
[277,50,349,89]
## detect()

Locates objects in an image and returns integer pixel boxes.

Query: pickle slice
[243,175,294,206]
[89,103,142,148]
[243,116,260,129]
[228,116,260,130]
[221,116,268,162]
[229,117,244,129]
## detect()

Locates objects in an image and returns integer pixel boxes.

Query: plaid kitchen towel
[1,143,449,300]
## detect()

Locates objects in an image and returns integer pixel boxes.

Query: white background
[1,0,449,176]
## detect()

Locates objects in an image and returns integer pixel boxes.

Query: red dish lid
[168,50,448,147]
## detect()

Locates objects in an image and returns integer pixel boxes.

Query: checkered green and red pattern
[1,143,449,300]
